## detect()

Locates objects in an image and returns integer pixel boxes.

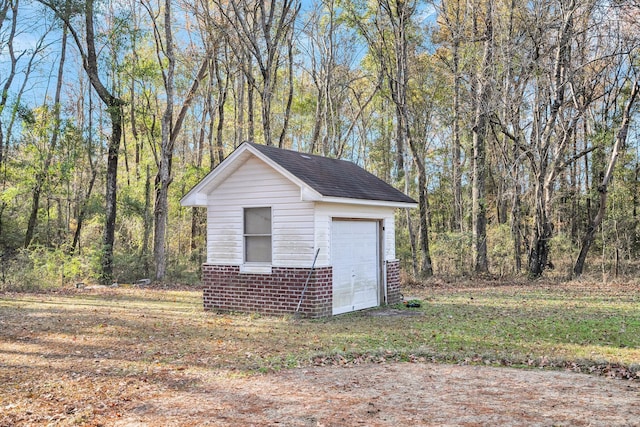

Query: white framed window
[244,207,272,263]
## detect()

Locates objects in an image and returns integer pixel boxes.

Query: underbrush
[0,246,201,291]
[0,247,93,291]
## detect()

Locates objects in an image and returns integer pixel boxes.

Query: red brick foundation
[385,260,402,305]
[202,264,333,317]
[202,260,403,317]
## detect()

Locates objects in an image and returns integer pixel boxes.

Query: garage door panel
[332,220,379,315]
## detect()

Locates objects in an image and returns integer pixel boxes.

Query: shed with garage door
[180,141,417,317]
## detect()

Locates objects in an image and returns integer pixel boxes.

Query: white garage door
[332,220,380,315]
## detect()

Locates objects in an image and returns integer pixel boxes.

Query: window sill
[240,264,273,274]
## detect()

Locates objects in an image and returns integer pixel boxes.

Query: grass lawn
[0,280,639,423]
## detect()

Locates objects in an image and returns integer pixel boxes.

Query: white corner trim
[300,186,322,201]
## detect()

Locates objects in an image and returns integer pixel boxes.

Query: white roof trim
[316,196,418,209]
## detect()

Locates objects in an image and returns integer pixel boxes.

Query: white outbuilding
[181,141,417,317]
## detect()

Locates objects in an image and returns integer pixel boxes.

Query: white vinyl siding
[206,157,315,267]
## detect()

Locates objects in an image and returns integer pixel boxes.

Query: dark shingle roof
[248,142,416,204]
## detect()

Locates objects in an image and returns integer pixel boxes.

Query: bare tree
[0,0,16,168]
[1,9,54,251]
[212,0,300,146]
[24,27,68,248]
[70,81,98,255]
[194,0,233,163]
[299,0,380,157]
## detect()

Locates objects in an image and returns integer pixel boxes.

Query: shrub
[0,246,95,291]
[430,231,472,276]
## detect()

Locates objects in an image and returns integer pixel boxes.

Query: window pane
[246,236,272,262]
[244,207,271,235]
[244,207,272,263]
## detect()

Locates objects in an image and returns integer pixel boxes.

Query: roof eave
[180,192,209,207]
[316,196,418,209]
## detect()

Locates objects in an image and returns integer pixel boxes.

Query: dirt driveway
[115,362,640,427]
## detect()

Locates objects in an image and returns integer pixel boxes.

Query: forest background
[1,0,639,288]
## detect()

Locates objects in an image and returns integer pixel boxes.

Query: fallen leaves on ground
[1,282,639,426]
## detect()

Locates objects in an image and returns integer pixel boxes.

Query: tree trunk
[83,0,126,283]
[102,107,122,283]
[450,1,463,233]
[528,175,553,278]
[153,51,209,281]
[511,185,522,273]
[528,219,553,278]
[70,83,96,255]
[153,0,175,282]
[525,0,577,278]
[235,57,245,146]
[154,55,208,280]
[405,208,418,277]
[452,42,463,232]
[510,131,523,273]
[247,56,255,142]
[471,0,492,274]
[153,155,171,281]
[142,165,152,277]
[261,74,273,146]
[310,90,323,154]
[71,170,97,255]
[278,29,295,148]
[415,154,433,278]
[205,72,216,167]
[215,71,227,165]
[41,0,127,283]
[146,0,211,281]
